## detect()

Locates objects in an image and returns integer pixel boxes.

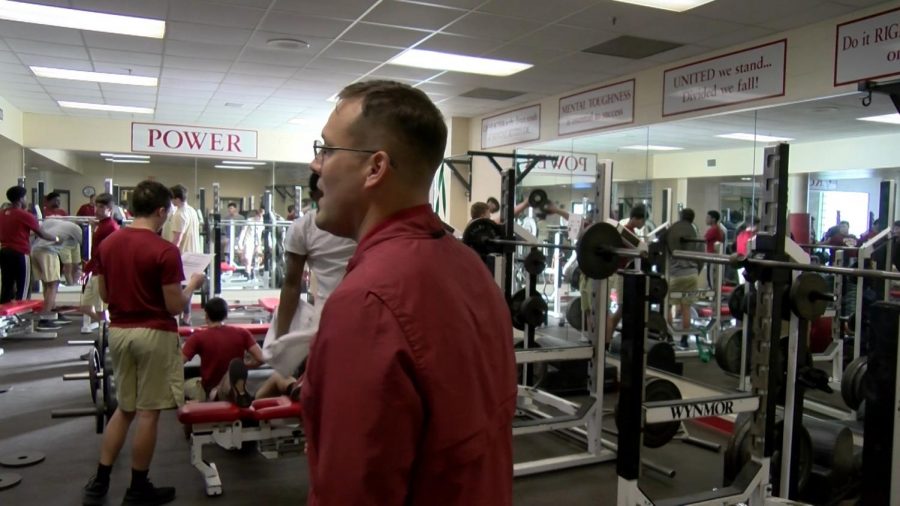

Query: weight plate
[520,295,547,328]
[715,327,746,374]
[566,297,582,331]
[665,220,702,254]
[576,222,622,280]
[790,273,830,320]
[0,473,21,490]
[0,451,45,468]
[841,356,867,410]
[723,413,753,485]
[462,218,502,256]
[528,189,548,209]
[727,285,745,321]
[647,340,677,374]
[523,249,546,276]
[725,415,812,494]
[642,378,682,448]
[88,348,100,405]
[648,276,668,303]
[510,289,526,331]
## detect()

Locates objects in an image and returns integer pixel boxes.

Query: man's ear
[363,151,393,189]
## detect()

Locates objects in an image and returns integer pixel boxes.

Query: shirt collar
[348,205,444,272]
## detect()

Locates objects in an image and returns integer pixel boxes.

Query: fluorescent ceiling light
[32,67,157,87]
[716,133,794,142]
[100,153,149,159]
[388,49,532,77]
[740,177,752,181]
[59,101,153,114]
[611,0,717,12]
[104,158,148,164]
[621,145,683,151]
[0,0,166,38]
[221,160,266,165]
[214,164,254,170]
[857,113,900,125]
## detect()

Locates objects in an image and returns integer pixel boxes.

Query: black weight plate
[842,356,865,409]
[647,340,677,372]
[723,413,753,485]
[88,347,100,405]
[728,285,745,321]
[642,378,682,448]
[0,473,21,490]
[528,189,548,209]
[566,297,582,331]
[576,222,621,280]
[0,451,45,468]
[520,295,547,328]
[725,416,812,494]
[648,276,668,303]
[790,272,830,320]
[715,327,746,374]
[853,359,868,411]
[523,249,546,276]
[462,218,502,256]
[510,289,526,331]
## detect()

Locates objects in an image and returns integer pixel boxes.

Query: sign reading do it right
[835,7,900,86]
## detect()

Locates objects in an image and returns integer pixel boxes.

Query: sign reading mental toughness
[132,122,258,158]
[481,105,540,149]
[835,7,900,86]
[663,40,787,117]
[558,79,635,136]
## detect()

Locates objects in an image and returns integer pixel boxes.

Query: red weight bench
[721,285,736,295]
[258,297,278,314]
[177,396,304,496]
[220,262,236,273]
[696,306,732,319]
[0,299,56,342]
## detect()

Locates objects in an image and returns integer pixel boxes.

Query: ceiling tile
[696,25,776,50]
[239,46,316,66]
[321,42,404,62]
[0,51,19,65]
[91,62,159,77]
[363,1,466,31]
[165,56,234,72]
[246,30,330,52]
[166,21,254,46]
[165,40,243,60]
[169,1,268,28]
[306,57,380,75]
[161,68,227,83]
[70,0,167,18]
[371,65,444,80]
[229,62,300,77]
[102,93,156,106]
[762,2,855,31]
[221,74,286,87]
[89,49,163,67]
[416,33,501,55]
[692,0,822,26]
[398,0,485,8]
[484,43,567,65]
[5,39,90,59]
[34,77,98,90]
[0,62,31,76]
[444,12,543,42]
[261,12,354,38]
[15,54,93,70]
[643,44,713,64]
[158,78,221,92]
[516,24,617,54]
[340,22,430,47]
[272,0,379,19]
[100,83,157,96]
[476,0,594,22]
[0,20,84,45]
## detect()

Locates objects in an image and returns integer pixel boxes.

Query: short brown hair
[170,184,187,201]
[338,80,447,182]
[470,202,490,220]
[132,180,172,217]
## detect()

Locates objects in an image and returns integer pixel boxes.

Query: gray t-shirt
[670,222,700,277]
[32,219,83,252]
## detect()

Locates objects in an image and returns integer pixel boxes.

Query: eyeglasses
[313,140,377,160]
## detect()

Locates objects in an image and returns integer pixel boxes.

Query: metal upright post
[212,183,221,295]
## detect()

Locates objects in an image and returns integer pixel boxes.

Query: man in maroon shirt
[303,80,516,505]
[182,297,264,406]
[76,194,96,217]
[704,210,726,287]
[82,181,205,506]
[0,186,59,303]
[79,193,119,334]
[42,191,67,217]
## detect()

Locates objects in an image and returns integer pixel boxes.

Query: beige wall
[0,95,23,146]
[0,136,23,184]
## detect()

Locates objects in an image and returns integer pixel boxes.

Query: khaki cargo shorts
[31,249,61,283]
[59,244,81,265]
[669,274,700,304]
[108,327,184,411]
[79,276,106,311]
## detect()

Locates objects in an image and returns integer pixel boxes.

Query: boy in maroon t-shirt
[82,181,205,506]
[79,193,119,334]
[0,186,59,303]
[182,297,264,406]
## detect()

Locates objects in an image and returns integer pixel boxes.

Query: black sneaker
[36,319,62,331]
[82,476,108,505]
[228,358,252,408]
[122,482,175,506]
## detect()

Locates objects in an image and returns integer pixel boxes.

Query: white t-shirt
[284,209,356,302]
[164,203,201,253]
[33,219,83,251]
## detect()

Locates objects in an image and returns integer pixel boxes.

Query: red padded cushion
[251,396,302,420]
[0,299,43,316]
[892,290,900,298]
[697,306,732,318]
[258,297,279,313]
[721,285,735,294]
[220,262,236,272]
[178,326,195,337]
[178,402,240,424]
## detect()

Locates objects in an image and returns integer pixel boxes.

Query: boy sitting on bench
[182,298,264,407]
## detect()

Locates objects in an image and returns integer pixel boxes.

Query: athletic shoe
[228,359,252,408]
[82,476,108,505]
[81,322,100,334]
[36,320,62,331]
[121,481,175,506]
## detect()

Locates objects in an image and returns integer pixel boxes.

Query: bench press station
[0,299,57,347]
[176,396,304,496]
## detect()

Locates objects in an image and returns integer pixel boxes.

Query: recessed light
[221,160,266,166]
[214,164,254,170]
[0,0,165,38]
[716,133,794,142]
[857,114,900,125]
[100,153,149,159]
[266,38,310,50]
[611,0,717,12]
[388,49,532,77]
[31,67,157,86]
[224,102,243,108]
[60,101,153,114]
[105,158,149,164]
[621,145,684,151]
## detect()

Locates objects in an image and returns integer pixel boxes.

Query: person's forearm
[181,281,201,306]
[37,229,56,242]
[276,282,302,337]
[171,231,184,245]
